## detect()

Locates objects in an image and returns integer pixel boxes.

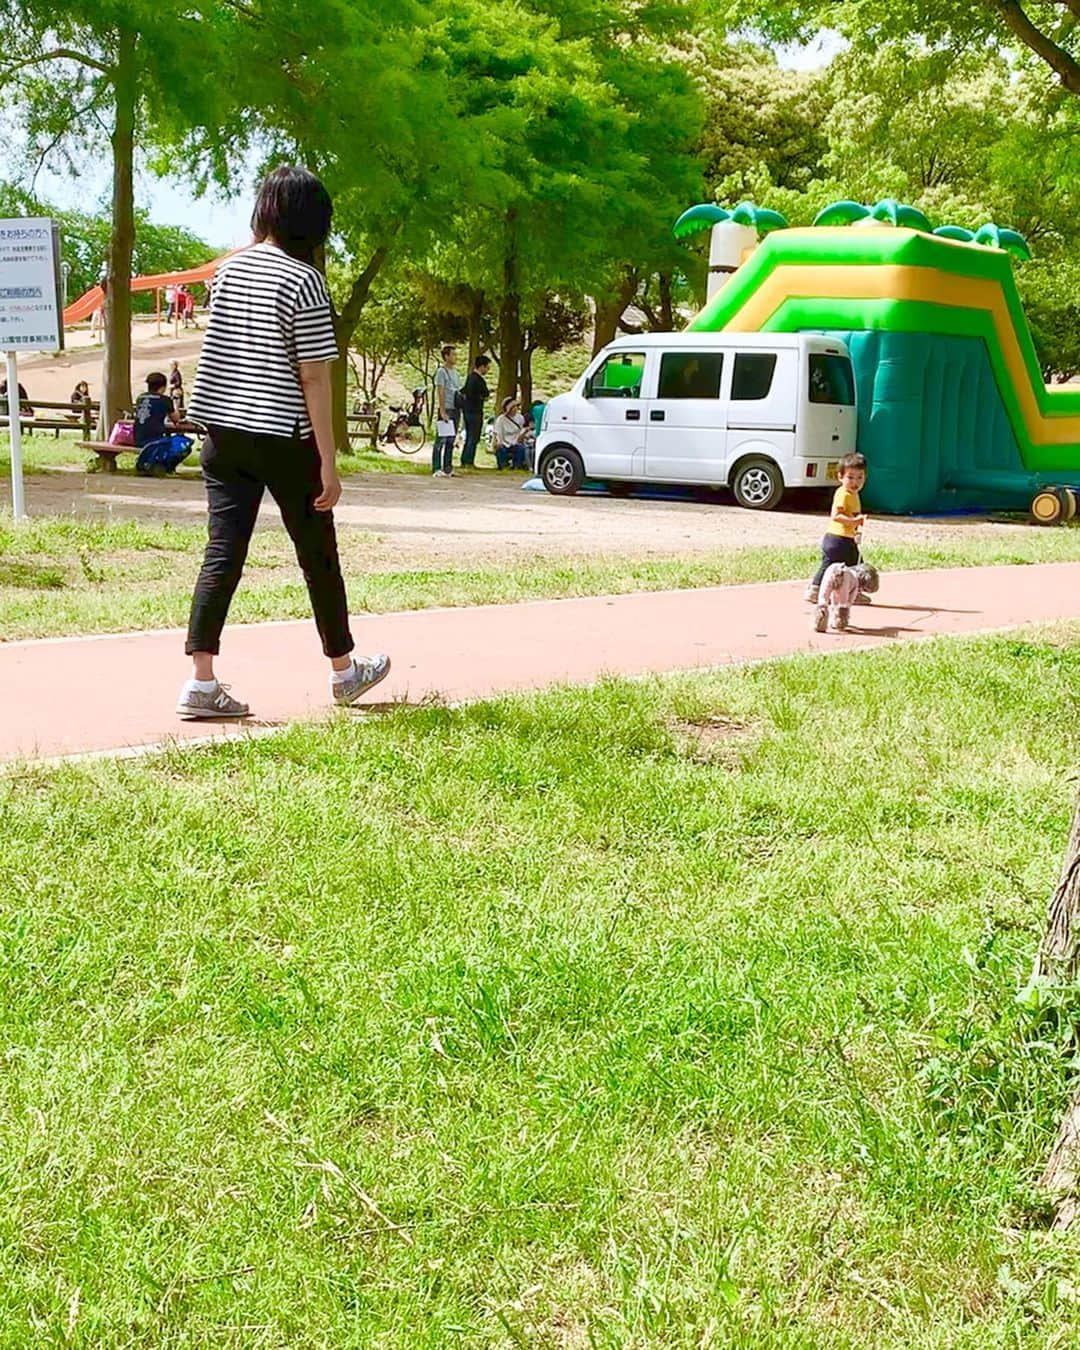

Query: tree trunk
[659,272,675,331]
[591,269,638,355]
[520,344,534,412]
[1035,796,1080,1227]
[496,209,522,406]
[467,291,485,365]
[100,27,136,436]
[331,244,389,449]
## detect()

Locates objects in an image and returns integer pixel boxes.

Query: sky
[8,34,845,249]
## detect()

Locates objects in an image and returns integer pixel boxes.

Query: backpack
[135,433,193,475]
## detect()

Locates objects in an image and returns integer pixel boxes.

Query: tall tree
[721,0,1080,99]
[0,1,234,432]
[217,0,484,442]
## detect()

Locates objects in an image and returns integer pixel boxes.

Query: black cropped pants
[186,426,354,659]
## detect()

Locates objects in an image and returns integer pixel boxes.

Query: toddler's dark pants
[811,533,860,588]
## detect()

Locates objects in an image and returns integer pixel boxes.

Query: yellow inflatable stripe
[724,265,1080,448]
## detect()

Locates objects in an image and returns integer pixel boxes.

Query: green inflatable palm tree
[813,198,933,232]
[932,223,1032,261]
[672,201,788,241]
[673,202,789,301]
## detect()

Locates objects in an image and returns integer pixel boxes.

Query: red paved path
[2,562,1078,764]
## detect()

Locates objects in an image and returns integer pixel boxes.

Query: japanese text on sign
[0,218,62,353]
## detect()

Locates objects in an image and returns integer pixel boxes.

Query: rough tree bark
[496,209,522,406]
[99,26,136,436]
[466,289,485,366]
[330,244,389,449]
[658,272,675,331]
[1034,794,1080,1228]
[591,268,638,355]
[519,343,533,412]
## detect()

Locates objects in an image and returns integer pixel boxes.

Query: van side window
[588,352,645,398]
[658,352,724,400]
[809,353,855,406]
[731,352,777,401]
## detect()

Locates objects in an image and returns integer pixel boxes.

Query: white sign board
[0,217,63,353]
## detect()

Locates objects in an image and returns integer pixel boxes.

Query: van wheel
[732,457,784,510]
[540,446,584,496]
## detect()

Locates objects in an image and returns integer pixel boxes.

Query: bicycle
[379,387,428,455]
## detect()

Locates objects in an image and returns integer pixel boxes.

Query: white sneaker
[332,654,392,706]
[176,680,250,719]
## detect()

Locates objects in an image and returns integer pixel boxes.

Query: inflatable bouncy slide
[675,202,1080,518]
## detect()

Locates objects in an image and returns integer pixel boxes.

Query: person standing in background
[169,360,184,411]
[180,164,390,719]
[460,353,491,469]
[432,344,462,478]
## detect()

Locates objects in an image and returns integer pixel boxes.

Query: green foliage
[723,0,1080,99]
[1017,259,1080,381]
[696,42,828,197]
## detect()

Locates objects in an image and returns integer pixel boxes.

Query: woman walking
[178,165,389,718]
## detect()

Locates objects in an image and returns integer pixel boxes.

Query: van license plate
[826,461,839,482]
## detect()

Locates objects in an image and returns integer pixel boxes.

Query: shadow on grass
[0,559,65,589]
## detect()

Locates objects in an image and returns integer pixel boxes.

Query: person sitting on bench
[134,371,180,449]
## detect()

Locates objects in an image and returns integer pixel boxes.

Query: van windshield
[808,353,855,406]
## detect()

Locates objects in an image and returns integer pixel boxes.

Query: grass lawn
[2,510,1080,640]
[2,631,1080,1343]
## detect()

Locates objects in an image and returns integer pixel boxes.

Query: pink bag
[108,419,135,447]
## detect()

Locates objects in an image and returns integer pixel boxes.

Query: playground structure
[683,218,1080,517]
[62,254,228,332]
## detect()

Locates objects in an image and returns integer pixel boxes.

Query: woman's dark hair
[251,166,333,263]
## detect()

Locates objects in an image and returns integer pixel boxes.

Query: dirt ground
[3,465,1037,567]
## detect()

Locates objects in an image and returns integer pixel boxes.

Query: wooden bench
[78,440,130,472]
[346,410,381,449]
[79,419,205,473]
[2,398,99,439]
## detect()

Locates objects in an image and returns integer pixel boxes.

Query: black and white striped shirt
[189,242,339,439]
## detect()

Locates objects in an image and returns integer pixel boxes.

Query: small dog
[814,562,879,632]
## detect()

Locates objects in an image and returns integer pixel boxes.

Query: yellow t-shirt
[827,485,861,538]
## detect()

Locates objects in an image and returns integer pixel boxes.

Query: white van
[534,332,856,509]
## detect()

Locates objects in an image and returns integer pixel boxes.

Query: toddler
[814,561,879,632]
[805,452,868,604]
